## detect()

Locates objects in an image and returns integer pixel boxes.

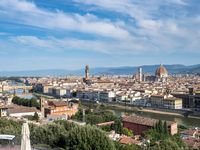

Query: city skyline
[0,0,200,71]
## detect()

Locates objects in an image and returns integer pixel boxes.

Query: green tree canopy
[12,96,40,108]
[33,112,39,121]
[66,125,116,150]
[144,120,186,150]
[122,128,133,137]
[111,119,123,134]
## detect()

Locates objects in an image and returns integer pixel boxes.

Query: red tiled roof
[96,121,115,126]
[183,138,200,149]
[181,129,196,136]
[122,115,174,127]
[122,115,157,127]
[48,101,67,107]
[8,106,39,114]
[119,136,141,145]
[0,105,13,109]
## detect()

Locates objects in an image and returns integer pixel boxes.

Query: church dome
[155,64,168,77]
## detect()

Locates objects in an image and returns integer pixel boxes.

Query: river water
[8,81,35,99]
[9,89,35,99]
[110,108,200,128]
[8,81,200,127]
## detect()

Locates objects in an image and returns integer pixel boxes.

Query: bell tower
[40,97,45,118]
[85,65,89,79]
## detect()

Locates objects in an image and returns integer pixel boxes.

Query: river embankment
[81,100,200,127]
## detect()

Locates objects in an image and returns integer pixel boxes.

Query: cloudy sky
[0,0,200,71]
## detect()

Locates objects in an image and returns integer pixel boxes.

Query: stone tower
[85,65,89,79]
[138,67,143,82]
[40,97,45,118]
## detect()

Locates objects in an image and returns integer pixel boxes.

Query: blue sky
[0,0,200,71]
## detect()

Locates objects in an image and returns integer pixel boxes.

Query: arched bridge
[2,85,33,92]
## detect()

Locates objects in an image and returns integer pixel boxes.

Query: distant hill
[0,64,200,77]
[90,64,200,75]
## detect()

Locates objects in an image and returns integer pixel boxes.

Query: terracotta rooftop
[122,115,174,127]
[122,115,157,127]
[181,129,197,136]
[96,121,115,126]
[8,106,38,114]
[183,138,200,149]
[119,136,141,145]
[0,105,13,109]
[48,101,67,107]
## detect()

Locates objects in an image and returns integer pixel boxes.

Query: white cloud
[9,33,200,55]
[0,0,200,55]
[74,0,200,52]
[0,0,130,40]
[170,0,187,5]
[10,36,152,54]
[0,32,8,36]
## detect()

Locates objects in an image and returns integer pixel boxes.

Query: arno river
[8,81,200,128]
[83,101,200,128]
[11,89,200,127]
[110,108,200,128]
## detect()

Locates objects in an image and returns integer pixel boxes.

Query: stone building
[122,115,177,135]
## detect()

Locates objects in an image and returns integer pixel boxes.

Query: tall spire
[85,65,89,79]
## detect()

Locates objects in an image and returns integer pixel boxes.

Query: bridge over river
[2,85,33,93]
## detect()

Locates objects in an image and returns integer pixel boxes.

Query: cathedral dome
[155,64,168,77]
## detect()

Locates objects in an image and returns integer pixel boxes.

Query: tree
[155,121,159,132]
[114,141,141,150]
[0,118,116,150]
[144,120,187,150]
[72,109,117,125]
[112,119,122,134]
[55,120,78,131]
[71,109,83,121]
[33,112,39,121]
[66,125,116,150]
[121,144,141,150]
[0,118,22,145]
[30,123,67,147]
[86,114,104,124]
[12,96,40,108]
[160,139,180,150]
[101,125,112,132]
[163,121,168,136]
[122,128,133,137]
[158,120,163,133]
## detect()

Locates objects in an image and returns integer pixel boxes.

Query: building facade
[150,95,182,109]
[45,101,78,118]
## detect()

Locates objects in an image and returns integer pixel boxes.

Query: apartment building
[150,95,182,109]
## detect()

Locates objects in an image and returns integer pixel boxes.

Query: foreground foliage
[72,108,117,125]
[0,117,188,150]
[114,141,141,150]
[66,124,115,150]
[145,120,186,150]
[0,118,23,144]
[0,119,115,150]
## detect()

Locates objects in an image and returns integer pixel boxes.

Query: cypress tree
[155,122,159,132]
[158,120,162,133]
[163,121,168,136]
